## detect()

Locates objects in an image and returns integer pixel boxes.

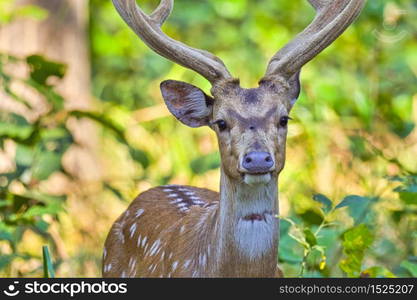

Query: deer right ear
[160,80,214,128]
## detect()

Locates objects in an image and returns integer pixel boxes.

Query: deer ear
[160,80,214,128]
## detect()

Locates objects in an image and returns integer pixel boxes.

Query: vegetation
[0,0,416,277]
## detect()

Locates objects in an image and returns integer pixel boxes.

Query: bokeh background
[0,0,416,278]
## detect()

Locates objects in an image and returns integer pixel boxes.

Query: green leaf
[42,245,55,278]
[0,222,13,242]
[0,122,33,142]
[0,254,15,270]
[15,145,34,167]
[312,194,333,213]
[190,152,220,175]
[303,228,317,248]
[32,152,62,181]
[23,191,65,205]
[26,55,66,86]
[339,224,374,277]
[335,195,377,224]
[336,195,366,209]
[399,192,417,205]
[400,261,417,277]
[23,201,63,218]
[349,135,373,161]
[34,219,50,233]
[390,121,415,139]
[299,209,323,226]
[279,234,303,264]
[129,147,150,169]
[396,185,417,205]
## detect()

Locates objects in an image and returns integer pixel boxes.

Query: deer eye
[279,116,291,128]
[215,120,228,132]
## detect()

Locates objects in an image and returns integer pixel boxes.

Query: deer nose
[242,152,274,174]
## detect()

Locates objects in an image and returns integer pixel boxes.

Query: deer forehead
[212,86,291,121]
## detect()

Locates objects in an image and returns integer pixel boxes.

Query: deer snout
[241,151,275,174]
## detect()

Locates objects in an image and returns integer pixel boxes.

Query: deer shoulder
[103,185,219,278]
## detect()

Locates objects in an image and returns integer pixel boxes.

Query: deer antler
[264,0,365,80]
[112,0,233,84]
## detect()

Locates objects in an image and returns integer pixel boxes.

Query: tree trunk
[0,0,101,180]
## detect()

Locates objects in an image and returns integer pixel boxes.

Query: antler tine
[150,0,173,26]
[112,0,233,84]
[264,0,365,80]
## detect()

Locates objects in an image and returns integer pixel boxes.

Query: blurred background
[0,0,416,278]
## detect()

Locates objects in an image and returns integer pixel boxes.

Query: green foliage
[400,260,417,277]
[339,224,374,277]
[0,53,142,274]
[190,152,221,175]
[0,54,70,273]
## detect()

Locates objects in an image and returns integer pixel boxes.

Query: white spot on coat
[135,208,145,218]
[167,193,179,198]
[149,239,161,256]
[129,223,137,238]
[141,236,148,247]
[183,260,191,269]
[199,254,207,267]
[172,261,179,272]
[170,199,183,204]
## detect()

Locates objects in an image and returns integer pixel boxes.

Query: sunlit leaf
[339,224,374,277]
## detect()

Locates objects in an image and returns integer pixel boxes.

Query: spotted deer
[103,0,365,278]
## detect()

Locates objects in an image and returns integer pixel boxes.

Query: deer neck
[213,169,280,277]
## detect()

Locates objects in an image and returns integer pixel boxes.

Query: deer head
[113,0,365,186]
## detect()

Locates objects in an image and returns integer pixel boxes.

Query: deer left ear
[160,80,214,128]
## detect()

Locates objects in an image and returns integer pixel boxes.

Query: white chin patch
[243,173,271,185]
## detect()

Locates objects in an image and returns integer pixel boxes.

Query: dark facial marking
[227,106,278,131]
[242,88,260,104]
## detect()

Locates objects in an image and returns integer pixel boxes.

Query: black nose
[242,151,274,173]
